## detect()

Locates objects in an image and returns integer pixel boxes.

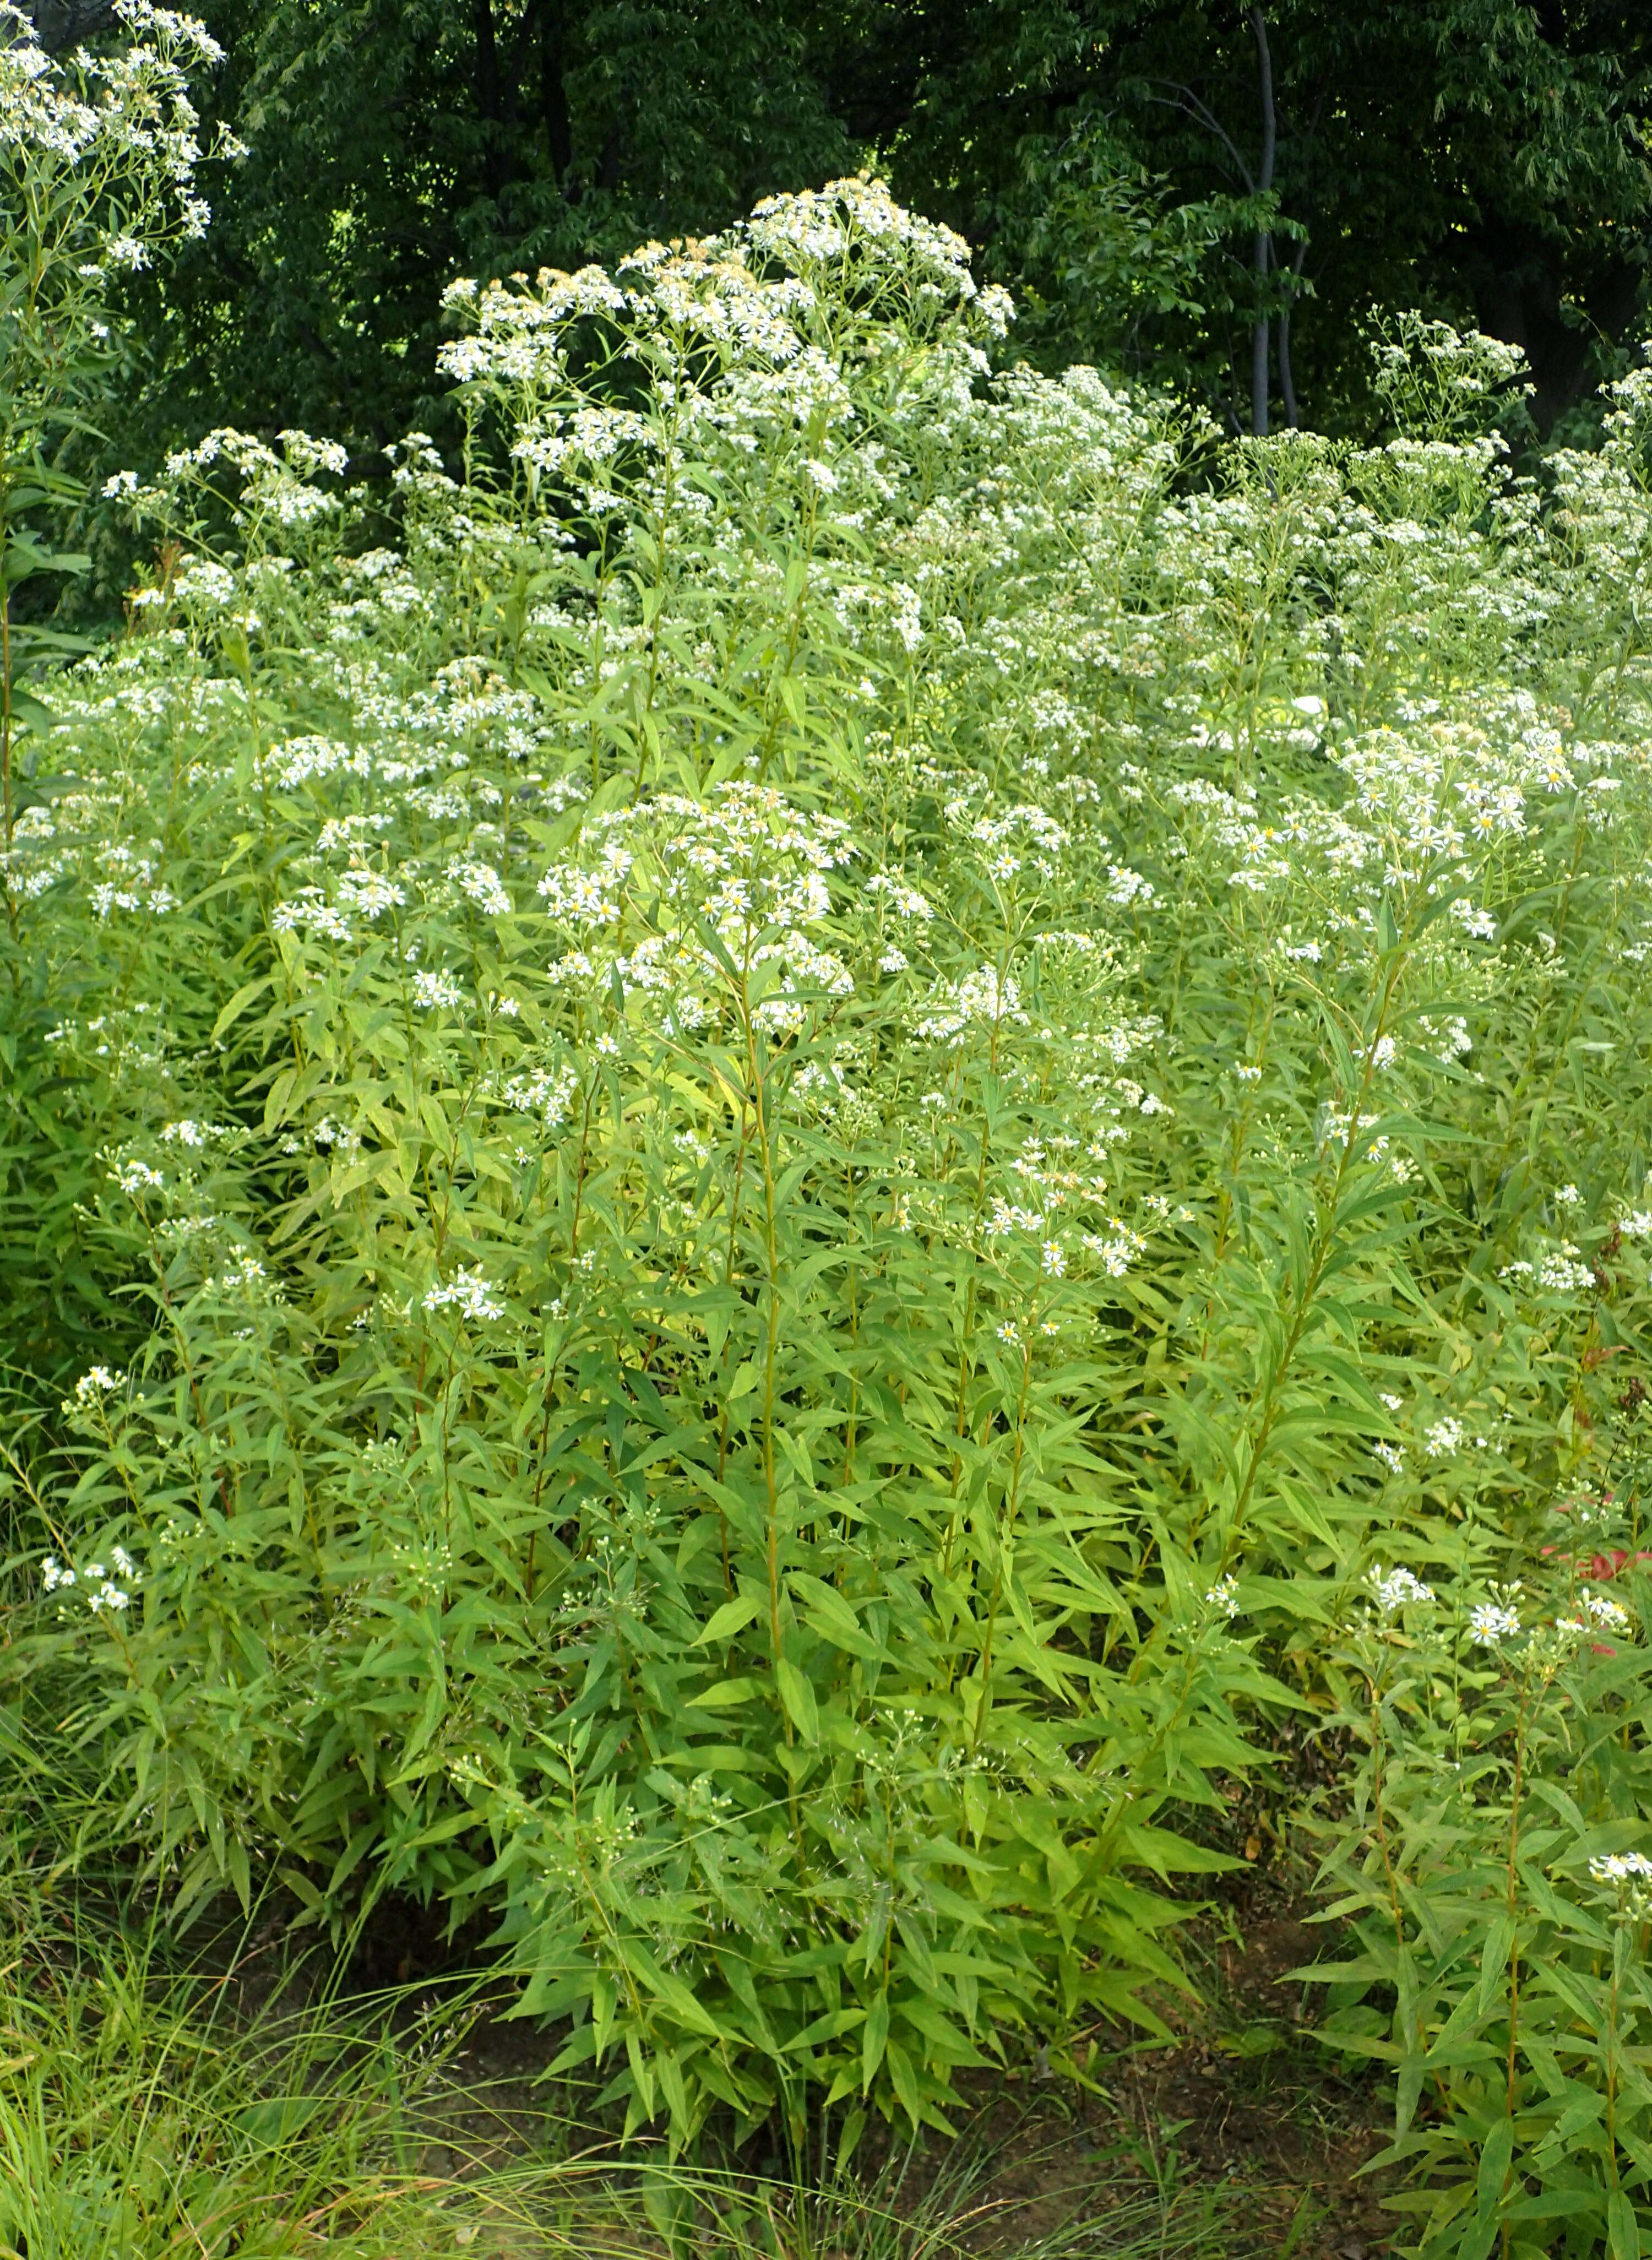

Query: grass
[0,1872,1303,2260]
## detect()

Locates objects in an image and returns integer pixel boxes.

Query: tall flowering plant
[10,169,1652,2174]
[0,0,234,850]
[1305,1539,1652,2259]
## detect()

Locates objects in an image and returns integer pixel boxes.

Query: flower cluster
[1365,1564,1436,1616]
[1469,1601,1523,1646]
[42,1544,140,1616]
[422,1267,504,1322]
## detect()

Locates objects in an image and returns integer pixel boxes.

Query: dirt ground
[391,1876,1400,2259]
[219,1757,1400,2259]
[846,1906,1400,2258]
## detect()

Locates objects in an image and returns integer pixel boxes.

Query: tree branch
[1250,5,1276,438]
[1274,79,1326,429]
[1139,81,1256,193]
[1278,232,1309,426]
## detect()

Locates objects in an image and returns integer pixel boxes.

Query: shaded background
[33,0,1652,463]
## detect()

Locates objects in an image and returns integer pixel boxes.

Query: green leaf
[775,1658,819,1742]
[211,976,274,1044]
[1476,2116,1514,2222]
[1610,2193,1642,2260]
[1396,2050,1425,2137]
[697,1594,762,1645]
[1477,1915,1515,2014]
[885,2036,921,2127]
[686,1678,763,1709]
[862,1993,889,2091]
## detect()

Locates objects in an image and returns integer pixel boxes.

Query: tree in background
[102,0,856,459]
[867,0,1652,436]
[26,0,1652,463]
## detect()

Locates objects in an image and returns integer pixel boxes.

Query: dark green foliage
[80,0,1652,474]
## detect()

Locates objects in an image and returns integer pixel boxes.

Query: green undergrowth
[0,1855,1257,2260]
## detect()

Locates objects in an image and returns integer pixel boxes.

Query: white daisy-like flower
[1365,1564,1435,1616]
[412,968,464,1009]
[1583,1590,1631,1631]
[423,1267,504,1322]
[1469,1602,1521,1646]
[1589,1851,1652,1885]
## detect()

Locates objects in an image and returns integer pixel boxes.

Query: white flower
[1424,1417,1463,1459]
[1450,900,1498,941]
[495,1061,579,1125]
[1469,1601,1522,1646]
[89,1581,131,1615]
[866,875,933,921]
[412,969,464,1009]
[1536,1249,1595,1294]
[312,1116,362,1157]
[71,1365,126,1407]
[539,863,622,926]
[423,1267,504,1322]
[272,890,355,944]
[1365,1564,1435,1616]
[1205,1574,1239,1620]
[1583,1590,1631,1631]
[336,868,406,921]
[1081,1224,1145,1277]
[448,858,513,917]
[1105,865,1155,908]
[1589,1852,1652,1885]
[206,1252,270,1297]
[915,964,1028,1044]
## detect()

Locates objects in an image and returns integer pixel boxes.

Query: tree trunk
[1249,5,1276,439]
[541,2,573,182]
[1278,233,1308,427]
[474,0,508,200]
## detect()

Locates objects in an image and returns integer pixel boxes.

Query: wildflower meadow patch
[9,19,1652,2248]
